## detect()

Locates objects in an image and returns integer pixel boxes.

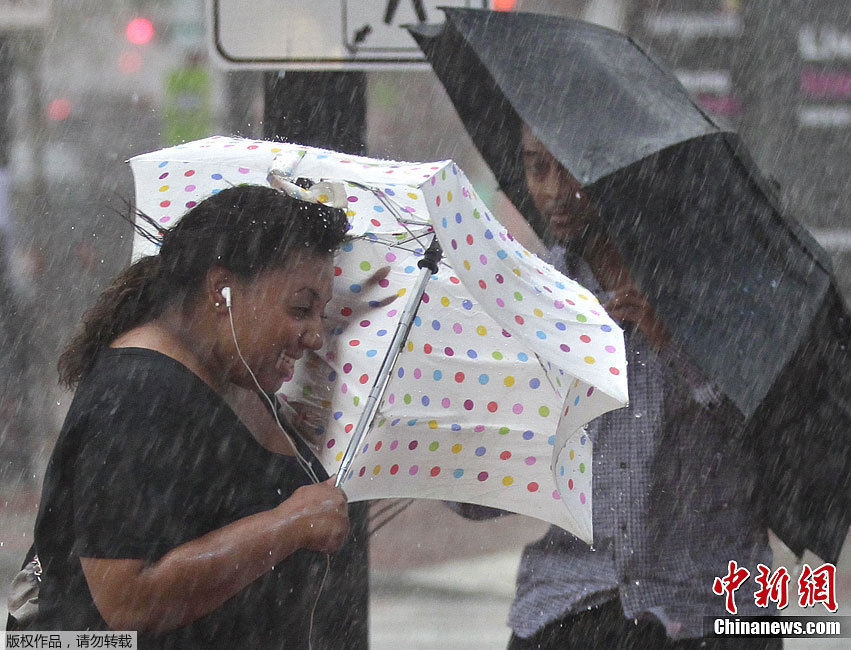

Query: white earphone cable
[308,554,332,650]
[225,296,333,650]
[225,303,321,485]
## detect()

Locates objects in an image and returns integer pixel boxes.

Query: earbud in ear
[221,286,232,308]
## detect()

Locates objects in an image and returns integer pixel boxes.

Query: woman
[30,185,352,648]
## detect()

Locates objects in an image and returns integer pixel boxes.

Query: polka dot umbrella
[128,136,628,542]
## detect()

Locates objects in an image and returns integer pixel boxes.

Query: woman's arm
[80,478,347,634]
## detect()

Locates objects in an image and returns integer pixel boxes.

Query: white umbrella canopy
[128,136,629,542]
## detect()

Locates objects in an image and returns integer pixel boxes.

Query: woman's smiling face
[221,253,334,393]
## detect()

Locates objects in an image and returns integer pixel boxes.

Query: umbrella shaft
[335,264,434,487]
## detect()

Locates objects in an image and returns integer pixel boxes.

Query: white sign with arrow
[208,0,489,69]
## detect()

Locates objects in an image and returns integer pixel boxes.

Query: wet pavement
[369,501,851,650]
[370,547,851,649]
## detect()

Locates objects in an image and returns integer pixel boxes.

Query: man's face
[521,124,595,243]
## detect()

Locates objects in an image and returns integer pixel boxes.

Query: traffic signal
[125,17,155,45]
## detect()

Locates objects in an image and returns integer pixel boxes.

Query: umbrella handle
[418,235,442,274]
[335,235,442,487]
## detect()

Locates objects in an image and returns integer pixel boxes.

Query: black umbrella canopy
[411,8,832,418]
[411,9,851,563]
[428,10,718,185]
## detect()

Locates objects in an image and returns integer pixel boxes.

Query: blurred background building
[1,1,849,647]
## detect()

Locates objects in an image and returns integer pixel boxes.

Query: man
[458,124,779,650]
[519,125,671,352]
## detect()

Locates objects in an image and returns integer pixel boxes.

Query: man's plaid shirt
[507,247,774,640]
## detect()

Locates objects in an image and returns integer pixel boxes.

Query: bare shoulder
[110,322,171,351]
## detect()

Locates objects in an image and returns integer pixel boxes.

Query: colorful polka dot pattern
[554,428,593,533]
[280,238,598,539]
[428,164,627,401]
[128,136,440,259]
[129,137,629,542]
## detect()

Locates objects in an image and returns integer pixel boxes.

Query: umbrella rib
[368,498,415,537]
[369,497,412,520]
[536,353,565,398]
[347,236,454,274]
[345,180,433,250]
[348,236,422,252]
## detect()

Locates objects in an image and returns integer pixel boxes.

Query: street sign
[0,0,50,30]
[208,0,489,69]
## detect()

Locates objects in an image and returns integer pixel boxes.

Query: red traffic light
[46,98,71,121]
[126,17,154,45]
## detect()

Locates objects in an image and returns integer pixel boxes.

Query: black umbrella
[410,8,851,563]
